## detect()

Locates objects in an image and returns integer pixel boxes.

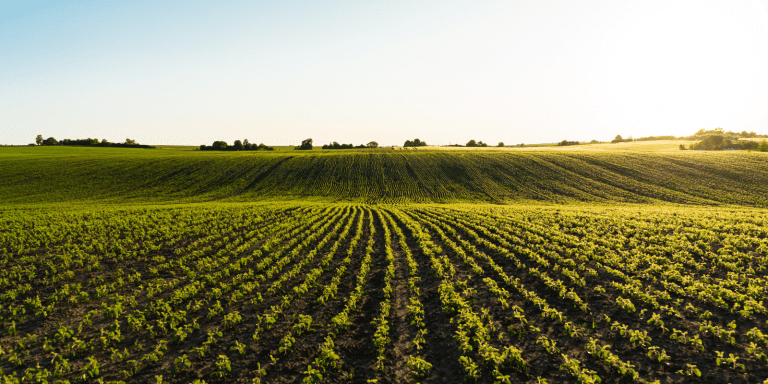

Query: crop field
[2,146,768,205]
[2,202,768,384]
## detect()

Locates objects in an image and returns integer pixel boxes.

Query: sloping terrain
[1,146,767,205]
[1,204,766,383]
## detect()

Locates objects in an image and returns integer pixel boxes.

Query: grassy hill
[2,143,767,206]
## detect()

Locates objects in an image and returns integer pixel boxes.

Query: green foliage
[689,134,761,150]
[3,145,768,205]
[298,138,313,150]
[403,138,427,147]
[3,179,768,384]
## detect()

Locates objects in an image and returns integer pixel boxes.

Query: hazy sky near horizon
[2,0,768,146]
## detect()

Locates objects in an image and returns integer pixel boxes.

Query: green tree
[497,142,504,147]
[366,141,378,148]
[212,141,228,150]
[404,138,426,147]
[43,137,58,146]
[35,135,43,146]
[298,138,313,150]
[760,140,768,152]
[466,139,477,147]
[233,140,244,150]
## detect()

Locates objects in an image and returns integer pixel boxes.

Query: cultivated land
[2,143,768,205]
[1,143,768,384]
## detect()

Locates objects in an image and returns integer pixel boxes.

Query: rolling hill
[2,144,767,206]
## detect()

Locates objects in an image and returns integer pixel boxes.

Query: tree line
[680,135,768,151]
[33,135,153,148]
[322,141,378,149]
[199,140,273,151]
[296,139,379,150]
[403,139,428,147]
[612,128,768,144]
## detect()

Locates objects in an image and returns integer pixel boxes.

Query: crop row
[0,203,767,383]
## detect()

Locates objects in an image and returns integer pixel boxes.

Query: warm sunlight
[2,1,766,146]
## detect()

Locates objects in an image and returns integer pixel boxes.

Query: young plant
[406,355,432,378]
[412,329,427,350]
[676,364,701,377]
[302,365,323,384]
[537,336,560,355]
[78,356,100,381]
[171,354,191,376]
[211,355,231,378]
[725,353,745,370]
[459,356,480,382]
[231,341,247,356]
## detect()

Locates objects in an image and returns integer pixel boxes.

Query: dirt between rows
[1,207,764,383]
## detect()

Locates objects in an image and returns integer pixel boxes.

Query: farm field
[2,203,768,384]
[2,145,768,206]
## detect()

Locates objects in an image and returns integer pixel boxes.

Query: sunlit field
[1,143,767,384]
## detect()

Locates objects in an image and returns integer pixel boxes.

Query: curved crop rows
[3,148,768,205]
[1,204,767,383]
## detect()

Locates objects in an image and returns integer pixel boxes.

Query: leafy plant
[211,355,231,378]
[405,355,432,378]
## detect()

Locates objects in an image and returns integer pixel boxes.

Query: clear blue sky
[2,0,768,146]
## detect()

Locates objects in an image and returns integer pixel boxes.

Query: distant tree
[478,141,488,147]
[679,144,686,150]
[760,140,768,152]
[321,141,355,149]
[43,137,58,146]
[212,141,228,150]
[497,142,504,147]
[403,139,426,147]
[125,138,137,145]
[298,138,313,150]
[35,135,43,146]
[233,140,244,150]
[687,134,755,150]
[466,140,477,147]
[590,140,600,144]
[367,141,378,148]
[700,135,726,149]
[611,135,631,144]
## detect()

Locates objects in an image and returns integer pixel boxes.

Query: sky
[2,0,768,146]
